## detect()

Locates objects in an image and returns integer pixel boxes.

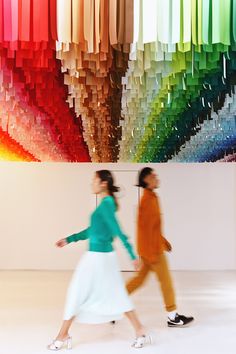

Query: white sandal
[131,334,153,348]
[47,336,72,351]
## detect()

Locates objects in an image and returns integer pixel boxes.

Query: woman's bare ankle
[56,334,69,341]
[136,326,146,337]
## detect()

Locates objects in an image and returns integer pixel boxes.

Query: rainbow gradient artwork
[0,0,236,162]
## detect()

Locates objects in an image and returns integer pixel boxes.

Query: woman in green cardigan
[48,170,152,350]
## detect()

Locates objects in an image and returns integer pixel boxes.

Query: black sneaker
[167,314,194,327]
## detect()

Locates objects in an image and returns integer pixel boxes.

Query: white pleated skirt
[63,251,134,324]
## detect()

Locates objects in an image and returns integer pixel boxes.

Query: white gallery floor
[0,270,236,354]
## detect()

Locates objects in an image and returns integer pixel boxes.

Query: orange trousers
[126,253,177,312]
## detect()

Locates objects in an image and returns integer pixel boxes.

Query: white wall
[0,162,235,271]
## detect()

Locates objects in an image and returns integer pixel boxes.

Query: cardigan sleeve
[66,228,90,243]
[100,198,137,260]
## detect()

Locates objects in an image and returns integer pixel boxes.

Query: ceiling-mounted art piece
[0,0,236,163]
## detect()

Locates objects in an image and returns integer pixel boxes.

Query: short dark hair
[137,167,153,188]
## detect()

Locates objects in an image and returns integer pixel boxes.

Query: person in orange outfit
[126,167,194,327]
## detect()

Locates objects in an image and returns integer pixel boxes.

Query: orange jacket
[137,188,167,263]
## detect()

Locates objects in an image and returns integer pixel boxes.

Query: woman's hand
[133,258,141,271]
[55,238,68,248]
[163,237,172,252]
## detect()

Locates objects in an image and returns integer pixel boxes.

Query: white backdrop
[0,162,235,271]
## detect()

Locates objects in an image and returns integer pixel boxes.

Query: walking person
[126,167,194,327]
[48,170,152,350]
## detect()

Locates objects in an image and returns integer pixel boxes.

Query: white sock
[168,311,177,320]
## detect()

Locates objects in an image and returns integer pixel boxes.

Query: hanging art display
[0,0,236,162]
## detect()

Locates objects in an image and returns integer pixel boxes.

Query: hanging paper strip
[0,126,39,161]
